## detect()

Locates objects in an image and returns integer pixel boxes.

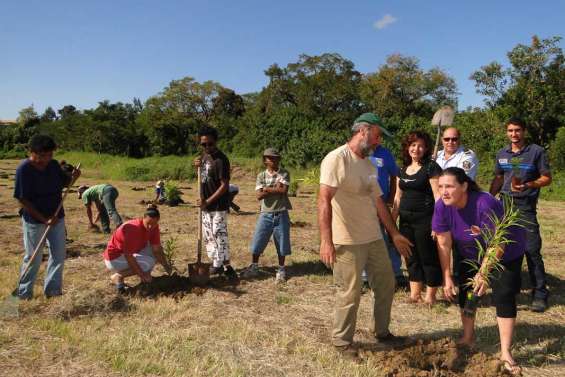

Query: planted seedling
[510,156,523,191]
[163,237,179,275]
[165,182,183,206]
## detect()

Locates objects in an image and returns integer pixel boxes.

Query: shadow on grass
[519,271,564,306]
[236,260,331,283]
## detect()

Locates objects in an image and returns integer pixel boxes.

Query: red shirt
[103,218,160,260]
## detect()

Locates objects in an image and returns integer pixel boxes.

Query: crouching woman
[103,205,171,292]
[432,167,525,375]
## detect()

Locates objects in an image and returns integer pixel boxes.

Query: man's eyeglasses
[200,142,215,147]
[442,137,459,142]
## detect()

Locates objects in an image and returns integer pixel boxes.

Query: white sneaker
[275,268,286,283]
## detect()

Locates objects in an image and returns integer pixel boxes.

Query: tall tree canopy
[471,35,564,146]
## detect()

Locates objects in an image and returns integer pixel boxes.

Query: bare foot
[456,337,476,349]
[407,296,423,304]
[424,298,437,306]
[500,358,522,376]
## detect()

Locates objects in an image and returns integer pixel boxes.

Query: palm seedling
[462,196,524,317]
[163,237,179,276]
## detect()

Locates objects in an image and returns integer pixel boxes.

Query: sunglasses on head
[200,142,215,147]
[443,137,459,142]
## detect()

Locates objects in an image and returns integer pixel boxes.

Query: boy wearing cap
[154,180,166,204]
[78,184,123,234]
[242,148,292,283]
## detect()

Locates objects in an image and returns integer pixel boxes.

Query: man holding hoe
[194,126,238,281]
[14,135,80,299]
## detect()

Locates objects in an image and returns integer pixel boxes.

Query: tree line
[1,35,563,171]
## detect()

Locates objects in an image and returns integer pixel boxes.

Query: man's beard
[359,134,375,157]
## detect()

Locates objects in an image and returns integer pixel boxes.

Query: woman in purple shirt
[433,167,525,375]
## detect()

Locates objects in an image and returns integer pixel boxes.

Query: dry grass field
[0,159,563,377]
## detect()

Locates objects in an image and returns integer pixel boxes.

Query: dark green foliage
[471,36,564,147]
[549,127,565,171]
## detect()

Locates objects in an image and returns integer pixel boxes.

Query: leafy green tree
[17,105,39,128]
[57,105,78,119]
[361,54,457,120]
[471,35,564,146]
[84,100,147,156]
[260,53,366,131]
[40,106,57,122]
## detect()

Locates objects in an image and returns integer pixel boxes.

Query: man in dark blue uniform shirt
[490,118,552,312]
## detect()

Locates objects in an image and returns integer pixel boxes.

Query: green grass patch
[540,170,565,201]
[58,151,196,181]
[56,151,325,187]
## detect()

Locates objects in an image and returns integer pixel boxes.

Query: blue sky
[1,0,563,119]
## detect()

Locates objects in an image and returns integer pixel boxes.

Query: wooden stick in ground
[197,165,202,264]
[431,106,455,159]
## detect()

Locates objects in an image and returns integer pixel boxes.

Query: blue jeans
[18,218,66,298]
[250,211,291,256]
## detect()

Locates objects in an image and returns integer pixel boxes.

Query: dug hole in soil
[126,273,196,299]
[367,338,509,377]
[126,271,243,299]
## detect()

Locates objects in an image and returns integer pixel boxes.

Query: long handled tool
[0,163,81,316]
[431,106,455,159]
[188,165,210,286]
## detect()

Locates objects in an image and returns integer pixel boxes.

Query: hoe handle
[197,165,203,263]
[432,120,442,160]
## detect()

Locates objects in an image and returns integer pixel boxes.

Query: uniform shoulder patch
[462,160,472,171]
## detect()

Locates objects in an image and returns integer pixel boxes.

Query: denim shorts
[250,210,291,256]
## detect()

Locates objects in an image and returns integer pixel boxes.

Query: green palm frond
[465,195,525,288]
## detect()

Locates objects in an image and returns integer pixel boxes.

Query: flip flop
[501,359,522,376]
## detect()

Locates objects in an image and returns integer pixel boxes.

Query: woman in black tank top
[392,131,442,304]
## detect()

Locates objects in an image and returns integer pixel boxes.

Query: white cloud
[373,14,397,30]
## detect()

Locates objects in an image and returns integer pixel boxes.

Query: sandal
[501,359,522,376]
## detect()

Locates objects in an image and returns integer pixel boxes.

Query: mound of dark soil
[368,338,506,377]
[127,274,196,299]
[127,273,242,299]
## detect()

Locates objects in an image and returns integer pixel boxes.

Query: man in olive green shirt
[78,184,123,234]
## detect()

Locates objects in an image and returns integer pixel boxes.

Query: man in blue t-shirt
[13,135,80,299]
[364,125,407,289]
[490,117,552,312]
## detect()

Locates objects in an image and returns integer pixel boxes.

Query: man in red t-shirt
[103,206,171,292]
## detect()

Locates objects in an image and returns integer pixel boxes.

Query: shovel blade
[188,262,210,286]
